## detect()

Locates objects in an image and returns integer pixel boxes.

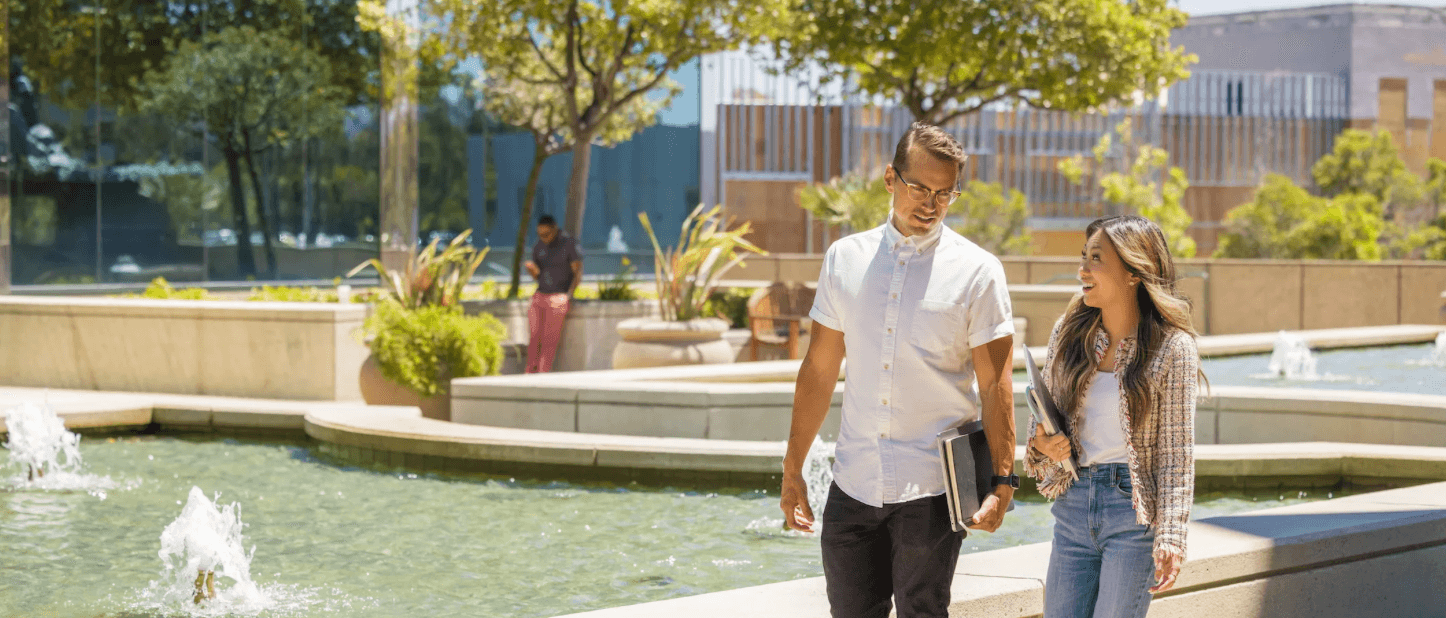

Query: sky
[1177,0,1444,15]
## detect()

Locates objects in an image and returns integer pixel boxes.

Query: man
[524,214,583,373]
[780,122,1018,618]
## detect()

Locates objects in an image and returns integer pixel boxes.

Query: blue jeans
[1044,463,1156,618]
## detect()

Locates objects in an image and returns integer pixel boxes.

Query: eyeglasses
[893,169,961,208]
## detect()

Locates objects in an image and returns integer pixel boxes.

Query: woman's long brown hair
[1050,215,1203,437]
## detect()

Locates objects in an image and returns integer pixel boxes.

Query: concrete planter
[612,317,735,369]
[0,296,367,400]
[464,298,658,372]
[357,353,450,420]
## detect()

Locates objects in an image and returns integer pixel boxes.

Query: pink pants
[526,293,571,373]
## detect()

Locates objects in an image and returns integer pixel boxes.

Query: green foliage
[348,230,489,309]
[117,277,215,300]
[640,204,768,322]
[950,181,1031,255]
[702,287,754,329]
[427,0,793,236]
[247,286,344,303]
[597,257,642,301]
[796,173,893,232]
[773,0,1193,124]
[1312,130,1419,206]
[1397,159,1446,260]
[1285,193,1384,260]
[362,301,506,397]
[1214,174,1385,260]
[1060,119,1196,257]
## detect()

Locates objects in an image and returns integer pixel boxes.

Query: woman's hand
[1031,424,1072,463]
[1150,552,1184,593]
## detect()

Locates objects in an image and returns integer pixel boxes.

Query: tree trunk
[242,143,279,280]
[222,147,257,278]
[564,137,593,240]
[508,143,548,299]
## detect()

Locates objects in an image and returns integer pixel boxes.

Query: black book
[935,420,1012,534]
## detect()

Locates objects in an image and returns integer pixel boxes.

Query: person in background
[524,215,582,373]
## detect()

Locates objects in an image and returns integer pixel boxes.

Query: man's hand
[1150,552,1184,594]
[965,486,1013,533]
[779,472,815,532]
[524,261,540,279]
[1032,424,1073,464]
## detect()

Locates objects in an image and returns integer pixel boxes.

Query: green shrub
[362,301,506,397]
[597,257,641,301]
[950,181,1031,256]
[702,287,753,329]
[115,277,214,300]
[247,285,340,302]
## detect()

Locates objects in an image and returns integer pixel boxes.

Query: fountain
[802,435,835,521]
[1432,331,1446,366]
[154,487,267,610]
[4,402,83,483]
[1267,330,1319,380]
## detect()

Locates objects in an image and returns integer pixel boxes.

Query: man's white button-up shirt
[809,219,1015,507]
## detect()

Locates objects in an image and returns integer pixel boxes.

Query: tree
[140,25,348,278]
[952,181,1031,256]
[773,0,1193,125]
[796,171,892,233]
[440,0,794,239]
[1393,158,1446,260]
[478,60,670,298]
[1214,174,1385,260]
[1309,129,1444,259]
[1312,129,1422,212]
[1060,119,1196,257]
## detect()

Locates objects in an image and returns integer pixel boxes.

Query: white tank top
[1078,371,1130,466]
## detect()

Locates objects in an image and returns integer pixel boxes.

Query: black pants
[820,482,965,618]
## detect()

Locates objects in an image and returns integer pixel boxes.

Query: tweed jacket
[1025,319,1199,561]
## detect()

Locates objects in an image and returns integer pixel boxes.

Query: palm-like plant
[347,230,488,309]
[639,205,767,322]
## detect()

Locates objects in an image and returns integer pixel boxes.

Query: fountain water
[1267,331,1319,380]
[153,487,267,610]
[1431,332,1446,366]
[802,435,835,520]
[4,402,83,483]
[745,436,834,537]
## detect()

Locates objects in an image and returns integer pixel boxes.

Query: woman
[1026,215,1202,618]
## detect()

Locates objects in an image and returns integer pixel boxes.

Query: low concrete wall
[455,353,1446,450]
[0,296,367,400]
[556,481,1446,618]
[734,254,1446,336]
[452,360,843,440]
[465,298,659,372]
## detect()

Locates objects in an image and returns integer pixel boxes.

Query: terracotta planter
[358,353,451,421]
[612,317,735,369]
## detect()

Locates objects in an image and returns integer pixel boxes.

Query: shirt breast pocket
[910,300,963,368]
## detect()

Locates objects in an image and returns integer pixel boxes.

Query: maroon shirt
[532,234,582,294]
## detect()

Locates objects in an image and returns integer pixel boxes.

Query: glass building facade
[2,1,699,287]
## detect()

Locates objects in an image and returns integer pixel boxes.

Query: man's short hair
[891,122,967,174]
[537,215,558,227]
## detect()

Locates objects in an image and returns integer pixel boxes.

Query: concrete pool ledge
[555,481,1446,618]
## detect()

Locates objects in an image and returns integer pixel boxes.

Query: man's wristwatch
[991,474,1020,489]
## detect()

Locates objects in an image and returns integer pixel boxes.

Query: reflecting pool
[1,436,1336,617]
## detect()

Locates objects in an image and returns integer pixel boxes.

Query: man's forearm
[981,380,1016,477]
[783,361,839,475]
